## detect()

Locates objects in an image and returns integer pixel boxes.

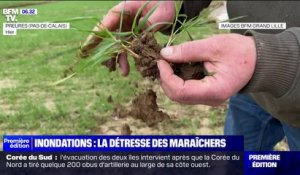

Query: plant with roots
[53,1,240,85]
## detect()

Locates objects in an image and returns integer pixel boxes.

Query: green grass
[0,1,226,144]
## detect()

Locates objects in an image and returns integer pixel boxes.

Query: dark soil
[130,32,206,80]
[101,32,206,81]
[113,90,170,127]
[121,124,132,135]
[129,89,170,127]
[107,95,113,103]
[130,32,162,80]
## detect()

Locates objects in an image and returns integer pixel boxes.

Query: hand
[80,1,176,76]
[158,34,257,106]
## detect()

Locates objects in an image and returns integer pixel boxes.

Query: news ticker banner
[1,135,243,175]
[1,135,300,175]
[3,135,242,152]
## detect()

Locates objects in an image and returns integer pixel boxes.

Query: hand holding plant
[53,0,210,86]
[56,0,250,108]
[80,1,176,76]
[159,34,256,106]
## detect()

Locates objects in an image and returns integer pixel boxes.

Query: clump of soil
[101,32,206,81]
[130,32,162,80]
[121,124,132,135]
[131,32,206,80]
[113,90,170,127]
[107,95,113,103]
[130,89,170,127]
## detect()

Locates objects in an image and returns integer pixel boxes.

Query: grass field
[0,1,237,151]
